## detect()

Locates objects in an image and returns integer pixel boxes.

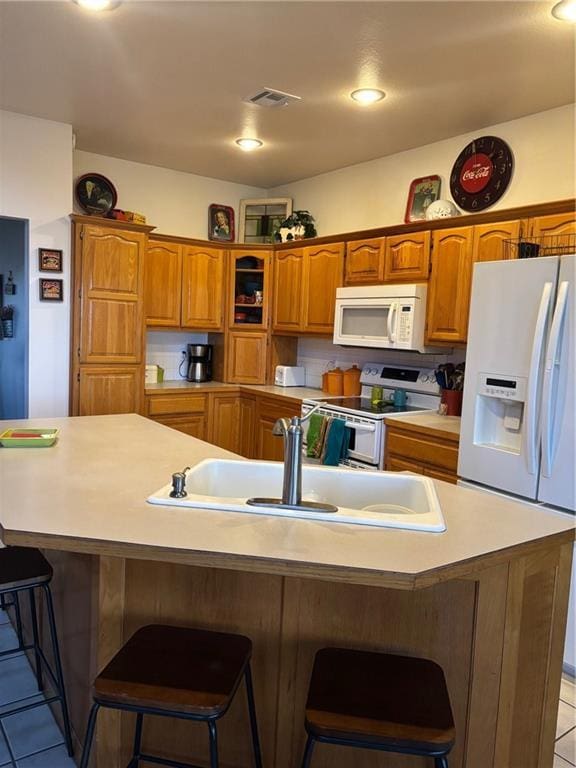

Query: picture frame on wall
[238,197,292,244]
[404,175,441,223]
[39,278,63,302]
[208,204,235,242]
[38,248,63,273]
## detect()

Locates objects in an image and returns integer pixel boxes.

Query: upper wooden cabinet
[181,245,226,330]
[528,212,576,244]
[273,243,344,334]
[144,240,182,327]
[345,238,385,285]
[79,224,146,364]
[225,331,268,384]
[472,219,523,262]
[229,250,272,329]
[384,231,430,282]
[426,226,474,345]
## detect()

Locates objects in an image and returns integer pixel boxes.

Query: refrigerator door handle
[523,281,553,476]
[541,281,569,478]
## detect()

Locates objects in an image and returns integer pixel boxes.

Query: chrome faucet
[247,402,337,513]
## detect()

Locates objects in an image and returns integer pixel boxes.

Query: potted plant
[1,305,14,338]
[276,210,317,242]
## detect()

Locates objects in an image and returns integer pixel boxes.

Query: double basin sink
[147,459,446,533]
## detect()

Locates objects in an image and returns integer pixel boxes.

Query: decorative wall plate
[450,136,513,212]
[75,173,117,215]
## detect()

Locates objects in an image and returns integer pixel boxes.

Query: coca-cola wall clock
[449,136,514,213]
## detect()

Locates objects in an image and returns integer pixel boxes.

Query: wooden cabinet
[181,244,226,330]
[238,395,256,459]
[144,240,182,327]
[229,250,271,329]
[472,219,523,262]
[254,395,301,461]
[384,231,430,282]
[208,393,240,453]
[345,238,385,285]
[225,332,268,384]
[146,393,208,440]
[384,420,460,484]
[70,217,152,417]
[528,212,576,244]
[272,243,344,334]
[426,226,474,344]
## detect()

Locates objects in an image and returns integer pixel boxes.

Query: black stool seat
[0,546,52,590]
[95,624,252,716]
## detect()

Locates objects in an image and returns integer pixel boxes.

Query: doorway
[0,216,29,419]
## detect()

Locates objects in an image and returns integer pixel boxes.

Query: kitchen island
[0,414,574,768]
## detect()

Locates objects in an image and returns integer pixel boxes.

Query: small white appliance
[275,365,306,387]
[333,284,444,353]
[301,362,441,470]
[458,254,575,671]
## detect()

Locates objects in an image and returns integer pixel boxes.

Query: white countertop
[0,415,572,588]
[146,380,325,401]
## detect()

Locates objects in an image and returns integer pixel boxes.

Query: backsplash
[297,338,461,389]
[146,330,208,380]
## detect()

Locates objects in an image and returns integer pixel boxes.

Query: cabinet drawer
[147,394,207,416]
[386,431,458,472]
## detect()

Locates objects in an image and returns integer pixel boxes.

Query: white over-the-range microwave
[333,283,443,353]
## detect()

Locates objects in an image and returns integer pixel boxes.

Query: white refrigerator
[458,254,576,669]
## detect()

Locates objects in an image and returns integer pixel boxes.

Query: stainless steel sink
[147,459,446,532]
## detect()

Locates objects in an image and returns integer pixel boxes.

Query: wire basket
[503,233,576,260]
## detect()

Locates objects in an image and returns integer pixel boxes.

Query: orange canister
[325,367,344,396]
[342,365,361,396]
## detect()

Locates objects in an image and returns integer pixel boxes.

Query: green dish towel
[321,418,351,466]
[306,414,325,458]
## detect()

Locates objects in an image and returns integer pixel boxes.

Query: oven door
[333,297,400,348]
[301,404,383,469]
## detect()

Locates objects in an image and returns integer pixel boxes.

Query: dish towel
[306,413,326,459]
[321,418,351,466]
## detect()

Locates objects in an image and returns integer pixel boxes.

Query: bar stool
[80,624,263,768]
[300,647,455,767]
[0,546,73,756]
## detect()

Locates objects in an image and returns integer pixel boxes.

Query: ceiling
[0,1,574,188]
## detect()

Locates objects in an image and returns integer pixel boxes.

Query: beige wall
[73,151,265,240]
[270,105,576,237]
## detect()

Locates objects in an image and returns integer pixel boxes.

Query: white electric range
[301,362,441,470]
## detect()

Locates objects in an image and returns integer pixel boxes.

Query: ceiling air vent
[243,88,301,108]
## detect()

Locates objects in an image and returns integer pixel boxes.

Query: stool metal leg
[434,758,449,768]
[42,583,73,756]
[208,720,219,768]
[28,588,44,691]
[244,664,263,768]
[300,735,316,768]
[79,702,100,768]
[13,591,24,650]
[127,712,144,768]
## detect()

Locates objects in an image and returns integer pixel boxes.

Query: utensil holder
[441,389,463,416]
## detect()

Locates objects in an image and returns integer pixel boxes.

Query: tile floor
[0,602,575,766]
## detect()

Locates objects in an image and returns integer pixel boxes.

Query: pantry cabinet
[77,366,143,416]
[425,226,474,345]
[272,243,344,334]
[344,238,385,285]
[384,231,430,282]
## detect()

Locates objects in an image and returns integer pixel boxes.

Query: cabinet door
[145,240,182,326]
[226,332,267,384]
[302,243,345,333]
[181,245,226,330]
[78,366,142,416]
[154,415,206,441]
[384,231,430,282]
[208,393,240,453]
[426,227,474,344]
[272,248,304,331]
[423,466,457,485]
[385,456,424,474]
[255,414,285,461]
[79,225,145,364]
[238,396,256,458]
[528,213,576,247]
[230,251,271,329]
[472,220,522,262]
[344,238,385,285]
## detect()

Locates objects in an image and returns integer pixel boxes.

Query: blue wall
[0,217,28,419]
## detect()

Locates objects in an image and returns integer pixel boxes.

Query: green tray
[0,428,59,447]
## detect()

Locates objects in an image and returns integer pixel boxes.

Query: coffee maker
[186,344,213,382]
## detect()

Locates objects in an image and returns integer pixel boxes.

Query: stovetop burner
[321,397,427,416]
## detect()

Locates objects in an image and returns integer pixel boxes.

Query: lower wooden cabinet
[384,420,460,484]
[154,414,206,440]
[254,396,301,461]
[145,392,208,441]
[77,366,143,416]
[208,393,240,452]
[239,395,256,459]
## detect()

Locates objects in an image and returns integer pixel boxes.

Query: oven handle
[340,421,376,432]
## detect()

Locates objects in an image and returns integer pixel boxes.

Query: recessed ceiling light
[551,0,576,20]
[350,88,386,105]
[235,138,264,151]
[73,0,120,11]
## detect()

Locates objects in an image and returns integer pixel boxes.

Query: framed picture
[238,197,292,244]
[39,248,63,273]
[75,172,118,216]
[39,278,63,302]
[404,175,441,223]
[208,204,235,242]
